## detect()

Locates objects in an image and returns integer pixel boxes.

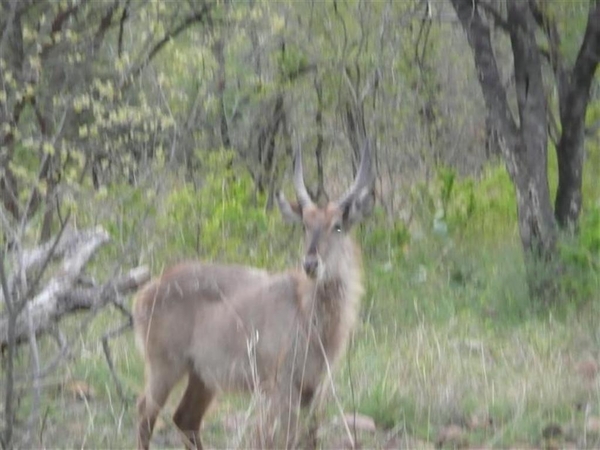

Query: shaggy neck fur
[303,236,363,363]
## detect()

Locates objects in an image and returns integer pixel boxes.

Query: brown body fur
[134,249,362,449]
[134,144,372,449]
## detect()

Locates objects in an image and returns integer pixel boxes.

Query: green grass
[2,162,599,449]
[5,233,598,449]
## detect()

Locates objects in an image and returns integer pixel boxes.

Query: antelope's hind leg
[137,361,185,450]
[173,371,215,450]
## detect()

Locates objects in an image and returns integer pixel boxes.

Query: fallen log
[0,227,150,349]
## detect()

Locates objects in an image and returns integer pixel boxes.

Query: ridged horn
[293,146,314,209]
[336,140,373,208]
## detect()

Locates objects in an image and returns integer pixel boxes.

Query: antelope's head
[277,142,374,280]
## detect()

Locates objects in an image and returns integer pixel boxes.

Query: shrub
[156,149,292,268]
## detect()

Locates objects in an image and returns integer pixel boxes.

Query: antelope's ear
[276,192,302,223]
[342,186,375,228]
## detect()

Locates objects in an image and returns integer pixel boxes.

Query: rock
[541,423,563,450]
[332,413,377,433]
[344,413,377,433]
[541,423,562,439]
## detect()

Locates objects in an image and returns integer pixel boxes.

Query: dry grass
[2,229,598,449]
[344,316,600,448]
[6,298,598,449]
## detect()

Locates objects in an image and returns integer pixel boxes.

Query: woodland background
[0,0,599,448]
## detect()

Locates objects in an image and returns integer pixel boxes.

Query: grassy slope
[10,233,598,449]
[5,156,600,449]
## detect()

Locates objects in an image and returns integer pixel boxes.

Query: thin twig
[0,0,18,57]
[0,250,12,314]
[101,320,133,403]
[25,307,41,441]
[0,250,15,449]
[38,328,68,379]
[315,331,355,449]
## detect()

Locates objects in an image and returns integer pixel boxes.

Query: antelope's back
[132,261,270,355]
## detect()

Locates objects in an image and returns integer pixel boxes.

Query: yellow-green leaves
[78,125,88,138]
[93,79,116,101]
[42,142,55,156]
[271,14,285,35]
[73,94,91,113]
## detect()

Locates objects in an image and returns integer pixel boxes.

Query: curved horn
[293,147,314,209]
[337,140,373,208]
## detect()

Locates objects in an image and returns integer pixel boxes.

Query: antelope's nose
[303,255,319,278]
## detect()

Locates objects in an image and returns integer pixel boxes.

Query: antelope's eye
[333,223,343,233]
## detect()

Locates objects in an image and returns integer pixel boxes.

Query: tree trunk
[450,0,558,300]
[554,0,600,229]
[511,140,558,300]
[506,1,558,260]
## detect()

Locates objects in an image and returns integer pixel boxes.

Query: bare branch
[59,265,150,311]
[118,0,131,57]
[23,210,72,302]
[507,1,547,141]
[38,327,68,379]
[102,320,134,402]
[25,306,42,440]
[0,227,110,349]
[0,250,11,313]
[0,248,15,449]
[124,3,215,87]
[40,2,83,60]
[93,1,118,51]
[449,0,519,150]
[0,0,18,56]
[554,0,600,227]
[563,0,600,122]
[0,262,149,350]
[527,0,567,104]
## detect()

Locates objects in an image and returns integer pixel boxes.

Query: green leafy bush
[410,164,517,246]
[156,149,292,268]
[557,201,600,304]
[358,206,410,263]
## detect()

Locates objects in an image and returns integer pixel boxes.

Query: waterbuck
[133,143,374,449]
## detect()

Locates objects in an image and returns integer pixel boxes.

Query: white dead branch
[0,226,150,349]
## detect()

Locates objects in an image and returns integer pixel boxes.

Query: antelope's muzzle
[303,255,319,278]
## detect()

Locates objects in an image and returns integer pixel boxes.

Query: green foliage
[557,202,600,305]
[562,203,600,268]
[541,1,591,65]
[358,382,412,431]
[276,45,309,83]
[3,2,598,447]
[409,165,517,247]
[156,149,292,268]
[21,149,600,448]
[358,207,410,263]
[436,166,476,235]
